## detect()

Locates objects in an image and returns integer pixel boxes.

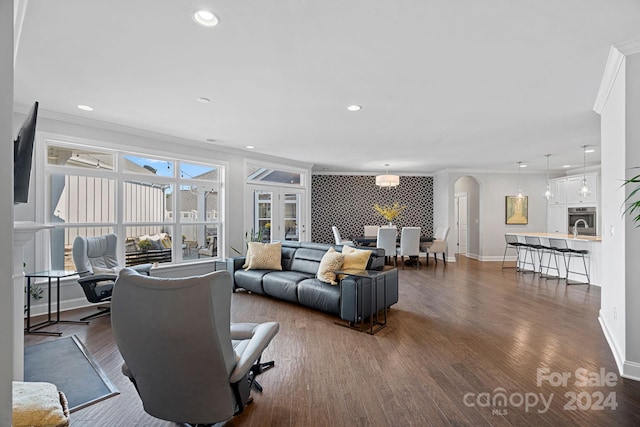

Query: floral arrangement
[374,202,406,222]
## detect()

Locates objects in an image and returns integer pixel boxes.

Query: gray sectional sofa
[226,241,398,323]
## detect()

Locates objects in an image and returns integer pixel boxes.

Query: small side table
[25,270,89,336]
[334,268,388,335]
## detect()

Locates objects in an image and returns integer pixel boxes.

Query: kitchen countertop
[509,232,602,242]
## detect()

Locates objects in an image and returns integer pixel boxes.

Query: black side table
[25,270,89,336]
[334,268,388,335]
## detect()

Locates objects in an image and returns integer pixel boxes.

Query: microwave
[568,207,597,236]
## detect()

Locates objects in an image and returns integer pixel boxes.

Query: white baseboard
[598,312,625,376]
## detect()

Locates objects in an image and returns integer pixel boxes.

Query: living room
[4,1,640,426]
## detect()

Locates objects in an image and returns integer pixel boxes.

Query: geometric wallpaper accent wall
[311,175,434,244]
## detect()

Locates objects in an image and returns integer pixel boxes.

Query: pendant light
[543,154,554,200]
[376,163,400,188]
[516,161,524,198]
[578,145,591,198]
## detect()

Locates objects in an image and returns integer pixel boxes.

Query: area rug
[24,335,119,412]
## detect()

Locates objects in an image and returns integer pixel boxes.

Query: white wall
[1,0,14,423]
[625,53,640,374]
[600,56,627,369]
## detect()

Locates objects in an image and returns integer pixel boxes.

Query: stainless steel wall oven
[568,207,597,236]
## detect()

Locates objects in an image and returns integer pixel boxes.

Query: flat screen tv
[14,101,38,204]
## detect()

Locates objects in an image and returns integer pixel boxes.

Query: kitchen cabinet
[547,178,567,205]
[547,204,568,234]
[566,173,598,205]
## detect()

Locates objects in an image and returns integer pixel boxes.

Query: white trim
[13,0,28,66]
[593,46,625,115]
[614,37,640,56]
[599,312,625,377]
[622,361,640,381]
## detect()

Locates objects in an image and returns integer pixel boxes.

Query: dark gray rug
[24,335,119,412]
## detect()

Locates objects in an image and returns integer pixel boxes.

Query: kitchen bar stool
[548,238,590,285]
[502,234,525,270]
[544,238,567,280]
[521,236,547,275]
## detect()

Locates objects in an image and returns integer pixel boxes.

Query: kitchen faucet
[573,219,588,238]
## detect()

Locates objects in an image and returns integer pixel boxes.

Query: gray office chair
[72,234,151,320]
[111,268,279,425]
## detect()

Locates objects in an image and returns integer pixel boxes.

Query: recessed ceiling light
[246,145,255,149]
[519,164,527,168]
[192,9,219,27]
[347,105,362,111]
[197,97,210,103]
[585,149,595,153]
[77,104,93,111]
[563,164,571,168]
[206,138,217,143]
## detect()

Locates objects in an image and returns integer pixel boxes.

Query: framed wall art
[505,195,528,225]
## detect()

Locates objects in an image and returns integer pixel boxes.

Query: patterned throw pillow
[316,247,345,285]
[341,245,371,271]
[245,241,283,271]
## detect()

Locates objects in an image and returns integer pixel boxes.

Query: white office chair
[376,227,397,265]
[396,227,421,269]
[331,226,354,246]
[424,226,450,266]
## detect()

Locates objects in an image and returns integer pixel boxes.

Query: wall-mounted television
[14,101,38,204]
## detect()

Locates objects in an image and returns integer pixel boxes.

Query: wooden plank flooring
[24,257,640,426]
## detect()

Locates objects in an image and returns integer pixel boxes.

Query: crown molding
[594,37,640,115]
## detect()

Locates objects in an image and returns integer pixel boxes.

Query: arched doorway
[454,176,480,259]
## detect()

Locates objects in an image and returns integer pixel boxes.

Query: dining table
[352,235,434,247]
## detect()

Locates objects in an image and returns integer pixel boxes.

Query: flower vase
[388,221,393,227]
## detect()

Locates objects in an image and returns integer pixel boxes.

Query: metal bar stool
[502,234,525,270]
[544,238,567,280]
[547,238,590,285]
[521,236,547,275]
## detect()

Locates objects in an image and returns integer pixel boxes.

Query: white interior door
[456,194,468,255]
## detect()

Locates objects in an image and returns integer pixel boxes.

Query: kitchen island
[508,232,601,285]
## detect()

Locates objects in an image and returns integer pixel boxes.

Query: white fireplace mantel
[13,221,54,380]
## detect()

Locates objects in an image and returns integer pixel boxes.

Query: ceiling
[13,0,640,174]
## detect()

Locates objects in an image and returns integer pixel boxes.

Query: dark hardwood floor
[24,256,640,426]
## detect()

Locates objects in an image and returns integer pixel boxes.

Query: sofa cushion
[262,271,314,303]
[234,269,271,294]
[245,241,282,271]
[297,278,342,315]
[316,247,344,285]
[341,245,371,271]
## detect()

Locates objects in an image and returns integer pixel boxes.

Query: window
[45,141,224,270]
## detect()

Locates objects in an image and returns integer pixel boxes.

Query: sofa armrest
[339,268,398,323]
[226,257,246,289]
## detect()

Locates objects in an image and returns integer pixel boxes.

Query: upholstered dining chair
[376,226,397,265]
[111,268,280,425]
[424,226,450,265]
[364,225,380,237]
[332,226,354,246]
[396,227,421,269]
[72,234,152,320]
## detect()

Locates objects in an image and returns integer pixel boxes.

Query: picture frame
[505,195,528,225]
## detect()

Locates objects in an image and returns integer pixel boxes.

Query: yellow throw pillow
[245,241,283,271]
[341,245,371,271]
[316,247,345,285]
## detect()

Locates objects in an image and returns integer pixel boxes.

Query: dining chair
[363,225,380,237]
[331,226,354,246]
[376,227,397,265]
[423,226,450,266]
[396,227,421,269]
